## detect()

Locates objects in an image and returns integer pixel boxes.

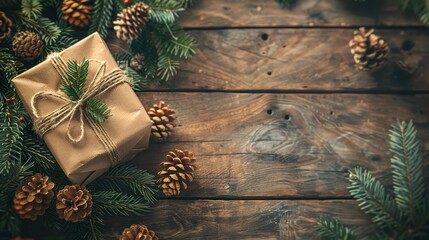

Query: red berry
[10,97,15,102]
[5,98,11,103]
[124,0,131,6]
[19,117,25,123]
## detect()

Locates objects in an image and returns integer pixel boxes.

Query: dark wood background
[39,0,429,239]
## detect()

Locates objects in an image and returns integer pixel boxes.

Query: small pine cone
[12,31,45,61]
[61,0,93,28]
[0,11,12,42]
[148,101,177,142]
[157,149,196,196]
[120,224,158,240]
[56,185,93,222]
[113,3,151,41]
[130,53,145,71]
[349,27,389,70]
[13,173,55,221]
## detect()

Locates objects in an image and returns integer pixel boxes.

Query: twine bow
[31,52,130,165]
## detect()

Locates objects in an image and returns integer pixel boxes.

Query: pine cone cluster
[113,2,151,41]
[61,0,93,28]
[12,31,45,61]
[0,11,12,42]
[157,149,196,196]
[56,185,93,222]
[130,53,145,71]
[349,27,389,70]
[13,173,55,221]
[148,101,177,142]
[120,224,158,240]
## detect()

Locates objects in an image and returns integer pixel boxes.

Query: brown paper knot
[30,52,131,165]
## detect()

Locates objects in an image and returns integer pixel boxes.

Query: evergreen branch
[16,16,62,45]
[389,120,425,224]
[21,130,56,171]
[0,101,24,177]
[114,53,149,91]
[315,216,357,240]
[61,59,89,101]
[348,167,403,230]
[279,0,297,8]
[21,0,43,19]
[176,0,199,8]
[157,52,180,81]
[92,191,151,216]
[89,0,114,39]
[91,164,157,203]
[149,8,180,25]
[85,99,111,123]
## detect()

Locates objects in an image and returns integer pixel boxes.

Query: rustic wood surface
[179,0,423,28]
[107,29,429,92]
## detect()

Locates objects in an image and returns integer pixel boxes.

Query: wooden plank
[179,0,423,28]
[133,92,429,198]
[104,200,374,240]
[106,29,429,92]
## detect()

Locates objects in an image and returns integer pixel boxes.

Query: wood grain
[105,200,374,240]
[179,0,423,28]
[106,29,429,92]
[132,92,429,198]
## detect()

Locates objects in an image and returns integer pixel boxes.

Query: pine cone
[157,149,196,196]
[120,224,158,240]
[12,31,44,61]
[148,101,177,142]
[0,11,12,42]
[113,3,151,41]
[56,185,93,222]
[130,53,145,71]
[61,0,93,28]
[349,27,389,70]
[13,173,55,221]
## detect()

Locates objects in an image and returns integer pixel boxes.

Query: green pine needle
[92,191,151,216]
[16,16,62,45]
[21,0,43,19]
[348,166,403,230]
[91,163,158,204]
[398,0,429,25]
[61,59,89,101]
[89,0,114,39]
[315,216,357,240]
[389,120,425,224]
[279,0,297,8]
[85,99,111,124]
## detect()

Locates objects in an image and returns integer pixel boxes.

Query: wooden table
[103,0,429,239]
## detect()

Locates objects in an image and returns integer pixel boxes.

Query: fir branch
[91,164,157,203]
[389,120,425,224]
[348,167,403,230]
[85,99,111,123]
[16,15,62,45]
[21,0,43,19]
[92,191,152,216]
[61,59,89,101]
[146,0,183,25]
[21,130,56,171]
[0,101,24,177]
[89,0,114,39]
[157,52,180,81]
[315,216,356,240]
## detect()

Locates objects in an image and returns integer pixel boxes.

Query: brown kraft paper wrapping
[12,33,152,185]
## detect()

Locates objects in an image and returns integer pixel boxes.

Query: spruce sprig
[316,120,429,239]
[315,216,356,240]
[60,59,111,123]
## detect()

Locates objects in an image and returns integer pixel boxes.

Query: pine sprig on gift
[91,163,158,203]
[85,99,111,124]
[316,120,429,239]
[315,216,356,240]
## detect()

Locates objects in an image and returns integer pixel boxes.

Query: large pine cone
[61,0,92,28]
[0,11,12,42]
[12,31,45,61]
[56,185,93,222]
[157,149,196,196]
[120,224,158,240]
[349,27,389,70]
[113,2,151,41]
[13,173,55,221]
[148,101,177,142]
